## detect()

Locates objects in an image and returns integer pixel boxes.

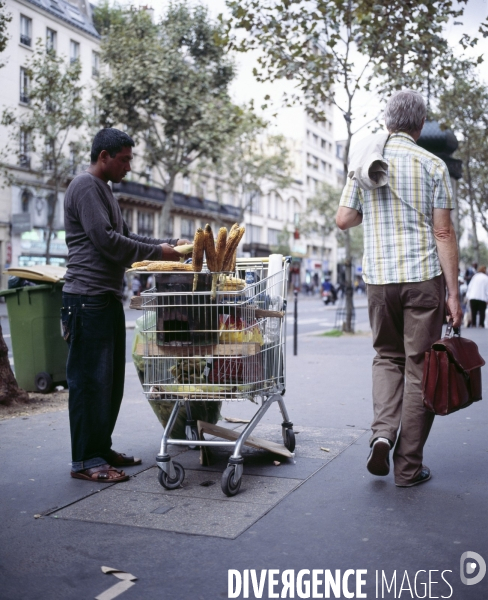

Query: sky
[125,0,488,141]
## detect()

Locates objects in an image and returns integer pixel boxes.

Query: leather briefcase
[422,322,485,415]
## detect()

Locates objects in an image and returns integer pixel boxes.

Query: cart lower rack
[139,256,295,496]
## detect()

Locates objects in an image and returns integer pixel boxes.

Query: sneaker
[367,437,391,476]
[396,466,431,487]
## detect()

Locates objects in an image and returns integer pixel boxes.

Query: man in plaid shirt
[336,90,463,487]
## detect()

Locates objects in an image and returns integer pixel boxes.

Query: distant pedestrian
[131,275,142,296]
[466,265,488,328]
[336,90,462,487]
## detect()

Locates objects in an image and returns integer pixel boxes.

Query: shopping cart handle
[254,309,285,319]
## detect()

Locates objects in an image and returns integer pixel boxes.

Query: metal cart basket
[139,257,295,496]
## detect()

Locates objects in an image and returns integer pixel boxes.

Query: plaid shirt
[339,132,454,285]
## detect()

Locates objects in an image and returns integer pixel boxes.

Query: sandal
[71,464,129,483]
[104,450,142,467]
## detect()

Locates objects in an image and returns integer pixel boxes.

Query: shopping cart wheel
[283,428,296,452]
[187,427,199,450]
[158,462,185,490]
[221,465,242,497]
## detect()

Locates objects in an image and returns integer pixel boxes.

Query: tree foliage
[0,0,12,69]
[1,42,87,262]
[208,106,294,224]
[97,2,241,233]
[299,182,341,242]
[436,61,488,263]
[227,0,482,331]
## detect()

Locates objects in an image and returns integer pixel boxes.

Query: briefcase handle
[445,318,460,338]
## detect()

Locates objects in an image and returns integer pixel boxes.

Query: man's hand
[160,243,181,261]
[446,294,463,329]
[176,239,192,246]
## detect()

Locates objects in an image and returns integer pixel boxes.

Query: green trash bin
[0,283,68,392]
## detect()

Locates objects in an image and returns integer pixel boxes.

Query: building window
[19,130,31,168]
[268,228,282,246]
[248,190,261,214]
[70,40,80,63]
[144,165,153,183]
[121,207,133,229]
[21,189,32,212]
[246,224,262,244]
[137,211,154,237]
[198,179,207,199]
[180,218,194,239]
[268,193,276,218]
[46,193,56,223]
[164,216,174,238]
[20,67,30,104]
[44,140,54,171]
[183,175,190,195]
[46,28,57,52]
[20,15,32,47]
[92,51,99,77]
[69,148,77,175]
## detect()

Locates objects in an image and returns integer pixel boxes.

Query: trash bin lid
[3,265,66,283]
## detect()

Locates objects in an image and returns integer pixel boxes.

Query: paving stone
[51,469,301,539]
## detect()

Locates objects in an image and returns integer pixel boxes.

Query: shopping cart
[138,257,295,496]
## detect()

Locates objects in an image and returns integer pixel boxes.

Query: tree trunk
[0,322,29,405]
[160,173,176,239]
[465,153,480,265]
[342,122,355,333]
[45,148,59,265]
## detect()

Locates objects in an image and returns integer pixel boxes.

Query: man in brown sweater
[62,128,188,483]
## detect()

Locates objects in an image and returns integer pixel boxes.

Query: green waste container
[0,283,68,392]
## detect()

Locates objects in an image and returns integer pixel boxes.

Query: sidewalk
[0,326,486,599]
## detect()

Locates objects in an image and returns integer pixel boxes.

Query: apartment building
[0,1,241,291]
[0,0,100,288]
[0,1,338,293]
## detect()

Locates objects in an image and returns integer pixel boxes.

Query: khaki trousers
[367,275,446,485]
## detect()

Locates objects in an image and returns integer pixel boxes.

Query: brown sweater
[63,172,176,299]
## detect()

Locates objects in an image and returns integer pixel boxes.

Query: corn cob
[215,227,228,271]
[145,262,194,271]
[192,228,205,272]
[203,224,219,299]
[192,227,205,291]
[203,224,218,271]
[222,226,245,272]
[131,260,154,268]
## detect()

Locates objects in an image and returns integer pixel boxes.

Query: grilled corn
[222,226,245,272]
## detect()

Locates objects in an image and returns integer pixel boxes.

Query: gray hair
[384,90,427,134]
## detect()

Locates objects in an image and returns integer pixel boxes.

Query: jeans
[61,292,126,471]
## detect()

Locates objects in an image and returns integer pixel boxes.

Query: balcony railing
[20,34,31,47]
